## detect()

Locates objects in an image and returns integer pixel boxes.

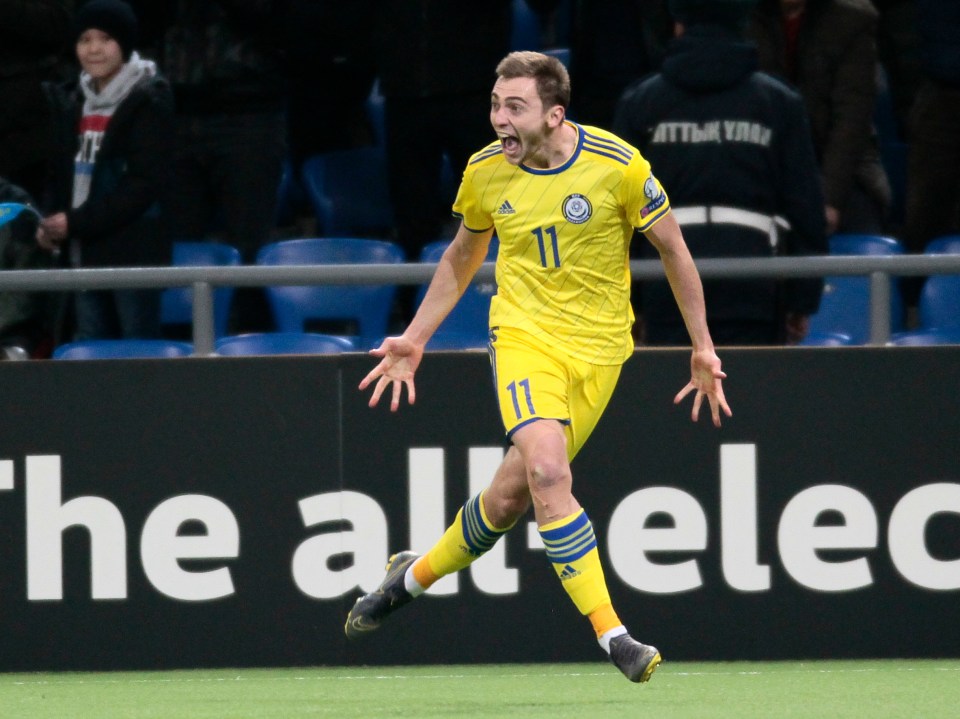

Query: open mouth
[499,133,521,157]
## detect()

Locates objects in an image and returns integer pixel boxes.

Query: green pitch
[3,660,959,719]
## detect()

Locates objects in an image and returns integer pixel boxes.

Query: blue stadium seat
[797,331,855,347]
[161,241,241,339]
[214,332,355,356]
[301,147,394,237]
[829,233,905,256]
[806,234,906,344]
[925,235,960,254]
[417,238,498,349]
[511,0,542,50]
[923,235,960,255]
[255,237,405,349]
[52,339,193,359]
[887,328,960,346]
[918,235,960,331]
[543,46,571,68]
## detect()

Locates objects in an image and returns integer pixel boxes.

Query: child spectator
[38,0,174,340]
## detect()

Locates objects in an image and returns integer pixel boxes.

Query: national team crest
[562,193,592,224]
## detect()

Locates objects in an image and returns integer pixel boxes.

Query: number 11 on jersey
[532,226,561,268]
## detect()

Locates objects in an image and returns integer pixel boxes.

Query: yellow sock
[414,491,513,590]
[540,509,622,637]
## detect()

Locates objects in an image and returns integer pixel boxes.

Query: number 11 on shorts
[507,378,536,420]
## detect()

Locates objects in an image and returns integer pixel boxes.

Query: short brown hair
[495,51,571,110]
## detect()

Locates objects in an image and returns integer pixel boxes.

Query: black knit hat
[668,0,758,29]
[74,0,138,61]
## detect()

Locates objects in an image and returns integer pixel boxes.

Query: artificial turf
[2,660,958,718]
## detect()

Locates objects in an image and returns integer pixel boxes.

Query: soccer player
[346,51,731,683]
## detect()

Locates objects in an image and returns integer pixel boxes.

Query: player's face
[490,76,558,166]
[76,29,124,90]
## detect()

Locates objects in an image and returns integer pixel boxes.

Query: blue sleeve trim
[451,211,493,234]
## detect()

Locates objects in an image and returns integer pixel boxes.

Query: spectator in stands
[614,0,826,346]
[282,2,379,169]
[132,0,289,332]
[0,177,58,358]
[0,1,73,203]
[373,1,513,261]
[748,0,890,236]
[37,0,174,341]
[527,0,673,128]
[903,1,960,257]
[872,0,921,136]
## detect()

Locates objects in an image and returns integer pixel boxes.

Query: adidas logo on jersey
[559,564,581,581]
[497,200,516,215]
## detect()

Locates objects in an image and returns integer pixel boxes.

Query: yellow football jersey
[453,122,671,365]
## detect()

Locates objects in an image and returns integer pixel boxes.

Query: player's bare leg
[512,420,662,683]
[344,450,529,639]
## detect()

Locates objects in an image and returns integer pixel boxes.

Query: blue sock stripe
[544,534,598,564]
[544,525,595,554]
[539,509,589,542]
[541,523,594,556]
[461,494,504,555]
[540,511,598,564]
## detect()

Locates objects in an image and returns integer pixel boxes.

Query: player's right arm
[404,222,494,347]
[359,222,494,411]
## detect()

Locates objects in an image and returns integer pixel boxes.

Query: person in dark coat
[130,0,290,333]
[614,0,827,346]
[372,1,514,261]
[0,1,73,202]
[525,0,674,128]
[748,0,890,235]
[903,0,960,255]
[38,0,174,340]
[0,177,58,357]
[899,0,960,307]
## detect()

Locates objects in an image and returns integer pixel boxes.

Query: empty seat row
[54,236,498,359]
[52,332,356,359]
[801,234,960,346]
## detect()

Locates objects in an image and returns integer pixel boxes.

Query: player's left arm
[642,212,732,427]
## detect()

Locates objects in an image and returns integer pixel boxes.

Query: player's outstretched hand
[358,336,425,412]
[673,347,732,427]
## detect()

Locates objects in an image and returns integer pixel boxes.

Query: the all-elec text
[4,445,958,603]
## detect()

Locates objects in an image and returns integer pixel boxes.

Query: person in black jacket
[904,0,960,256]
[748,0,889,237]
[525,0,673,127]
[614,0,826,346]
[38,0,174,341]
[0,177,58,357]
[373,1,514,261]
[0,0,72,203]
[130,0,290,333]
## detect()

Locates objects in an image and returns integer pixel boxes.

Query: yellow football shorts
[488,326,623,461]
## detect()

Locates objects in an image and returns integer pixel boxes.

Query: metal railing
[1,253,958,354]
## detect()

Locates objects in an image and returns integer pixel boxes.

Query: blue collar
[520,121,583,175]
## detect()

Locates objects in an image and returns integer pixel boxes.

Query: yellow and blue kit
[453,121,671,366]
